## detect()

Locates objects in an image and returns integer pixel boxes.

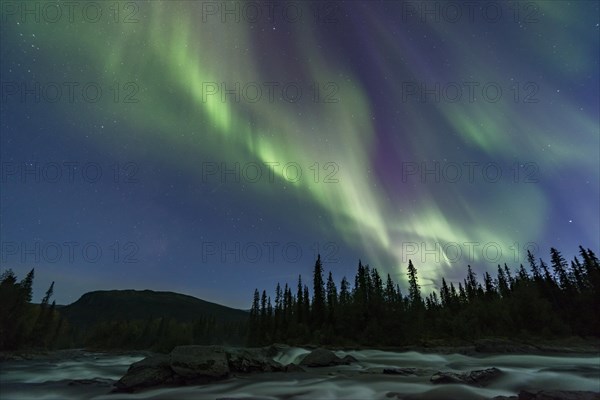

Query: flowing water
[1,348,598,400]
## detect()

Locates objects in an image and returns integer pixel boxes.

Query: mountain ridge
[60,289,249,329]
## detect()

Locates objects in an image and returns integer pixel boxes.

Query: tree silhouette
[311,254,326,328]
[407,260,422,310]
[246,245,600,347]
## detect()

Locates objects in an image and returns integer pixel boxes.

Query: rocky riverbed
[1,344,599,399]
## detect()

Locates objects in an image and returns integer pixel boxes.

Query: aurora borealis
[1,1,598,308]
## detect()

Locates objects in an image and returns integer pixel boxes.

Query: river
[1,348,598,399]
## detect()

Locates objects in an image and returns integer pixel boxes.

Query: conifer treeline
[0,269,67,350]
[248,246,600,346]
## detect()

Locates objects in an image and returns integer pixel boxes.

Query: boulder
[115,346,292,392]
[468,367,503,385]
[227,347,284,373]
[299,348,356,367]
[170,346,230,380]
[115,355,174,392]
[430,367,502,386]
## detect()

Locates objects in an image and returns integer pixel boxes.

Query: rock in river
[115,345,289,392]
[298,348,357,367]
[430,367,502,386]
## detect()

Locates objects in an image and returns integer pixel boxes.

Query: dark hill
[60,289,248,329]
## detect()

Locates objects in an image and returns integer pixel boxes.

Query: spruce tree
[458,282,467,304]
[274,283,282,338]
[326,272,338,325]
[440,278,451,307]
[385,274,397,305]
[503,264,514,291]
[570,260,586,291]
[550,248,572,290]
[339,277,350,305]
[312,254,326,327]
[32,281,55,348]
[497,265,510,297]
[540,258,553,282]
[275,283,282,313]
[302,285,310,323]
[465,265,478,301]
[41,281,54,307]
[483,272,495,297]
[296,276,304,324]
[260,290,267,342]
[19,269,35,302]
[527,250,542,281]
[515,264,530,289]
[407,260,422,309]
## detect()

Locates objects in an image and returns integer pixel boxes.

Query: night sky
[1,1,598,309]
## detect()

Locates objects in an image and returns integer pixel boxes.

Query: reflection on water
[1,348,598,400]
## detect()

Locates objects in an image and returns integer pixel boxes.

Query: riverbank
[1,336,598,363]
[0,348,154,362]
[330,336,600,355]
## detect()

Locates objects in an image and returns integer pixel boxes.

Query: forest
[247,246,600,346]
[0,245,598,352]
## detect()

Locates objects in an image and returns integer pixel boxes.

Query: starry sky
[1,1,598,308]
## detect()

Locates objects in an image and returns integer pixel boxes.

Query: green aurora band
[3,1,598,286]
